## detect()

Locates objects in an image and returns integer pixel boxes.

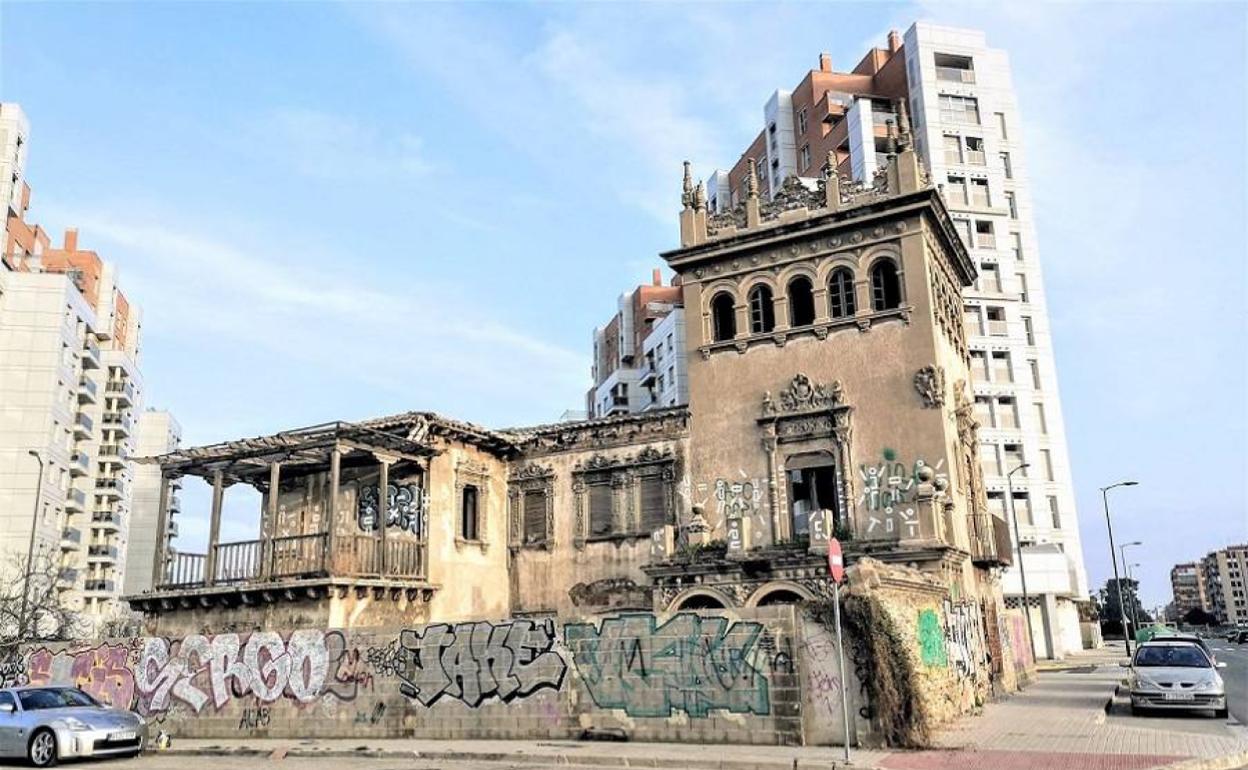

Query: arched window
[710,292,736,342]
[870,259,902,311]
[676,594,726,610]
[827,268,856,319]
[755,589,805,607]
[747,285,776,334]
[788,276,816,327]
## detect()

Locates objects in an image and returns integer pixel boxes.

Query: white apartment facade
[698,23,1088,658]
[588,276,687,419]
[122,409,182,595]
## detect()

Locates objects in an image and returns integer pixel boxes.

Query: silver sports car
[0,686,146,766]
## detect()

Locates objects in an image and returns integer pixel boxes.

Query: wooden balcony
[969,512,1014,568]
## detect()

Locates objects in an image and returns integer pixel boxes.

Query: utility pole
[1101,481,1139,657]
[20,450,45,639]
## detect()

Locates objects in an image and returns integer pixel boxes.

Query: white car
[0,686,146,766]
[1124,640,1228,718]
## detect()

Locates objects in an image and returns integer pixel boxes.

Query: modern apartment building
[0,103,146,627]
[697,23,1088,658]
[1200,545,1248,627]
[588,271,687,418]
[1169,561,1208,618]
[122,409,181,595]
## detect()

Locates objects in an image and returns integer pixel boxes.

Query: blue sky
[2,2,1244,610]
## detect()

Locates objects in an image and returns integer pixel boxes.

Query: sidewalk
[160,665,1248,770]
[1036,641,1130,672]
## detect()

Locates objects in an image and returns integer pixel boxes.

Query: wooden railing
[157,532,424,590]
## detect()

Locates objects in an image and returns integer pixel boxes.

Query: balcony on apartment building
[69,451,90,476]
[81,336,101,370]
[56,567,80,586]
[94,477,127,500]
[98,443,127,467]
[143,421,436,604]
[92,511,123,532]
[77,376,98,404]
[83,579,116,594]
[101,412,133,436]
[73,412,93,439]
[87,544,119,564]
[105,380,135,405]
[64,487,87,512]
[935,53,976,84]
[60,527,82,551]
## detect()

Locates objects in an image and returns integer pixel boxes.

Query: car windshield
[17,688,101,710]
[1134,645,1210,668]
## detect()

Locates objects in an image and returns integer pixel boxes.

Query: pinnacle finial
[897,99,912,148]
[681,161,694,208]
[747,158,759,199]
[885,119,898,156]
[694,181,707,210]
[826,150,838,178]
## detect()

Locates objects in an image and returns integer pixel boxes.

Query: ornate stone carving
[914,365,946,408]
[765,373,844,415]
[508,463,554,549]
[518,410,689,457]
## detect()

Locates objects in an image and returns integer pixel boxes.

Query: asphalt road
[0,755,544,770]
[1205,635,1248,726]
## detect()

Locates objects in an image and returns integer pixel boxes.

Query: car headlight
[63,717,92,731]
[1197,676,1223,692]
[1134,677,1161,691]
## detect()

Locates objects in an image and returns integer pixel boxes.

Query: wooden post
[326,446,341,574]
[205,469,225,586]
[377,458,390,575]
[261,461,280,578]
[150,473,171,589]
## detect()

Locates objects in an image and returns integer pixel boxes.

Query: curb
[1161,750,1248,770]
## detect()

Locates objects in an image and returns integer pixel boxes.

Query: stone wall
[2,607,859,747]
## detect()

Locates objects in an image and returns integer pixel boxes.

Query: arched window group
[710,258,902,343]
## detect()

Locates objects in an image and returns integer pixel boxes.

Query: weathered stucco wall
[4,608,846,746]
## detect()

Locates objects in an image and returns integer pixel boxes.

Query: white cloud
[243,107,432,181]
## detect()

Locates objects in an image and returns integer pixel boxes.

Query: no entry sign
[827,537,845,584]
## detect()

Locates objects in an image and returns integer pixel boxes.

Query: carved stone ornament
[764,373,845,415]
[913,365,946,408]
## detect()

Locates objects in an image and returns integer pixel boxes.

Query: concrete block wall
[1,606,854,746]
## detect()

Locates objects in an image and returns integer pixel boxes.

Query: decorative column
[150,473,171,589]
[326,446,341,573]
[204,469,225,587]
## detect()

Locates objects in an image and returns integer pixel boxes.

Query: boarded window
[639,475,668,532]
[522,489,547,543]
[588,482,613,536]
[461,485,479,541]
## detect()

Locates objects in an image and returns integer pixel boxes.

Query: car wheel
[1130,704,1147,716]
[1215,707,1229,719]
[27,728,58,767]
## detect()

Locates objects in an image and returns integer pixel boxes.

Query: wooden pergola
[143,421,439,591]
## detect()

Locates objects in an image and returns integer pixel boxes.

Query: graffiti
[396,619,566,707]
[943,600,987,681]
[365,640,405,678]
[1007,613,1033,673]
[354,702,386,726]
[858,449,946,539]
[136,630,355,714]
[564,613,770,718]
[237,706,271,730]
[28,644,135,707]
[917,609,946,668]
[358,482,425,535]
[714,478,765,520]
[0,652,29,687]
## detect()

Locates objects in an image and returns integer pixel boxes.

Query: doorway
[786,452,840,540]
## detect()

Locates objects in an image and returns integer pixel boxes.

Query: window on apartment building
[986,489,1006,515]
[460,484,480,541]
[828,268,856,319]
[981,446,1002,479]
[970,350,990,381]
[588,479,613,537]
[748,284,776,334]
[954,218,973,247]
[946,175,969,206]
[934,53,976,82]
[798,108,809,135]
[711,292,736,342]
[996,112,1008,138]
[870,260,903,311]
[964,305,983,336]
[970,178,991,207]
[964,136,986,164]
[986,307,1007,336]
[1034,402,1048,434]
[788,276,816,326]
[1006,191,1018,219]
[940,94,980,124]
[979,262,1001,293]
[943,135,962,165]
[975,220,995,249]
[1049,496,1061,528]
[997,396,1018,429]
[1029,360,1041,390]
[974,396,995,428]
[1011,232,1023,261]
[1017,274,1030,304]
[1000,152,1013,179]
[1013,492,1033,526]
[800,144,812,171]
[1023,316,1035,345]
[1003,444,1026,475]
[991,350,1013,381]
[1041,448,1055,481]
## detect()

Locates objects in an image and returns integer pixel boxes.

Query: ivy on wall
[805,594,931,748]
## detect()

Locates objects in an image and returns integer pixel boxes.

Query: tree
[0,550,86,650]
[1096,577,1152,630]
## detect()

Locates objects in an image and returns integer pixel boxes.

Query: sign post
[827,537,851,763]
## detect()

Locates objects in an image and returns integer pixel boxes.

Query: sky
[2,1,1245,611]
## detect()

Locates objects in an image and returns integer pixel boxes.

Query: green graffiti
[882,447,898,462]
[918,609,946,668]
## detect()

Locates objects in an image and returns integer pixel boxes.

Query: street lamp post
[1126,562,1143,633]
[1120,541,1143,640]
[1101,481,1139,657]
[20,450,45,639]
[1006,463,1038,659]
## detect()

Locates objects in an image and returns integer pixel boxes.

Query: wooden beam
[204,469,225,587]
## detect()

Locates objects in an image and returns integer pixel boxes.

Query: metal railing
[936,66,976,84]
[102,413,133,433]
[105,381,135,401]
[74,413,94,434]
[87,544,119,560]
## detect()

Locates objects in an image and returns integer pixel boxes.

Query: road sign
[827,537,844,584]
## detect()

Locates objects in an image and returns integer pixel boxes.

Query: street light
[1120,541,1143,639]
[1006,463,1038,659]
[1101,480,1139,657]
[1127,562,1143,633]
[20,450,45,640]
